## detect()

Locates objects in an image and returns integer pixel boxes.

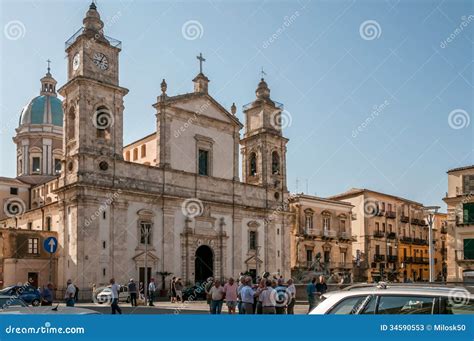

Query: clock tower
[59,2,128,169]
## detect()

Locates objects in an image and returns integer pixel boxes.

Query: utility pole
[423,206,440,283]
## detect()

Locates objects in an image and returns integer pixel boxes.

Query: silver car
[309,283,474,314]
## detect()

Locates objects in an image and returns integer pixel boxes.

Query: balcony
[387,255,398,263]
[323,230,337,238]
[403,257,413,264]
[413,257,429,264]
[400,236,413,243]
[385,211,396,219]
[339,231,351,240]
[304,228,322,237]
[374,254,385,262]
[373,230,385,238]
[413,238,428,245]
[387,232,397,239]
[440,227,448,234]
[401,215,410,223]
[376,210,385,217]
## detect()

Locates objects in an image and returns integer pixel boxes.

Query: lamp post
[423,206,440,283]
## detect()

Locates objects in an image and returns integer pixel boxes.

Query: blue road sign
[43,236,58,254]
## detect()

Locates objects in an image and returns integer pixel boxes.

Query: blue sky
[0,0,472,209]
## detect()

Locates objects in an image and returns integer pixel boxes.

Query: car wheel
[31,299,40,307]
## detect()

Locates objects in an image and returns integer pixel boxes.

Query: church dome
[18,65,63,127]
[19,95,63,127]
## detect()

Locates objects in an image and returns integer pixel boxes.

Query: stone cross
[47,59,51,73]
[197,53,205,74]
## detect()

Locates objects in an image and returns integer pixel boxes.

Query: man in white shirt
[286,278,296,314]
[110,278,122,314]
[64,279,76,307]
[260,280,276,314]
[240,276,256,314]
[209,280,226,314]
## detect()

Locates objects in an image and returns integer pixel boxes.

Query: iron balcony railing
[65,27,122,49]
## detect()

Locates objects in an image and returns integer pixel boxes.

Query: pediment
[170,94,242,128]
[132,250,159,262]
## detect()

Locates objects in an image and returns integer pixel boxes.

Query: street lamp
[423,206,440,283]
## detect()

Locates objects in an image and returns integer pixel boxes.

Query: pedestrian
[240,276,255,314]
[170,276,177,303]
[205,277,214,313]
[315,275,328,301]
[286,278,296,314]
[148,278,156,306]
[91,283,97,303]
[223,277,238,314]
[237,277,245,314]
[110,278,122,314]
[64,279,76,307]
[128,278,137,307]
[255,278,265,314]
[175,278,183,303]
[307,277,317,313]
[41,283,54,306]
[74,284,79,302]
[275,278,287,314]
[209,280,225,314]
[260,280,276,314]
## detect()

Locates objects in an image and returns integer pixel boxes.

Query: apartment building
[289,194,354,279]
[443,165,474,282]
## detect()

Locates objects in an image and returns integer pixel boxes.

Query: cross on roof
[197,53,205,74]
[46,59,51,73]
[260,67,266,79]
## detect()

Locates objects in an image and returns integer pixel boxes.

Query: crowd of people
[47,273,328,315]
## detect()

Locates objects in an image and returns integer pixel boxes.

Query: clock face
[72,53,80,71]
[93,52,109,70]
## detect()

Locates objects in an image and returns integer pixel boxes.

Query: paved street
[76,301,309,315]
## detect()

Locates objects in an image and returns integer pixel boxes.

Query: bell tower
[240,77,289,199]
[59,2,128,168]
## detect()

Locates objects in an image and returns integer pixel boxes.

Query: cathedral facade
[0,3,292,293]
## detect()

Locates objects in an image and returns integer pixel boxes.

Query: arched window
[125,151,130,161]
[95,106,112,140]
[249,152,257,176]
[141,144,146,158]
[133,148,138,161]
[45,216,52,231]
[272,151,280,175]
[67,108,76,141]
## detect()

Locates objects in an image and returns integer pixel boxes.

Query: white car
[309,283,473,315]
[96,286,129,304]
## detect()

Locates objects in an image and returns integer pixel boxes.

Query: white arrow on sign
[48,238,56,253]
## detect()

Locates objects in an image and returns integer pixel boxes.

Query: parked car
[96,285,129,304]
[182,282,207,301]
[0,295,28,309]
[309,282,474,315]
[0,285,41,306]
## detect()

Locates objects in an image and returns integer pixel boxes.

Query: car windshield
[0,287,13,294]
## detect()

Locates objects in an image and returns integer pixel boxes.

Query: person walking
[240,276,255,314]
[148,278,156,306]
[174,278,183,303]
[128,279,137,307]
[170,276,177,303]
[41,283,54,306]
[65,279,76,307]
[286,278,296,314]
[223,277,238,314]
[209,280,225,314]
[110,278,122,314]
[307,277,317,313]
[260,280,276,314]
[275,278,288,314]
[205,277,214,313]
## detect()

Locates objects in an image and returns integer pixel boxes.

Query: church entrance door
[195,245,213,283]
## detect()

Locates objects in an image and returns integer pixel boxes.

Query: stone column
[162,206,176,274]
[232,213,243,274]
